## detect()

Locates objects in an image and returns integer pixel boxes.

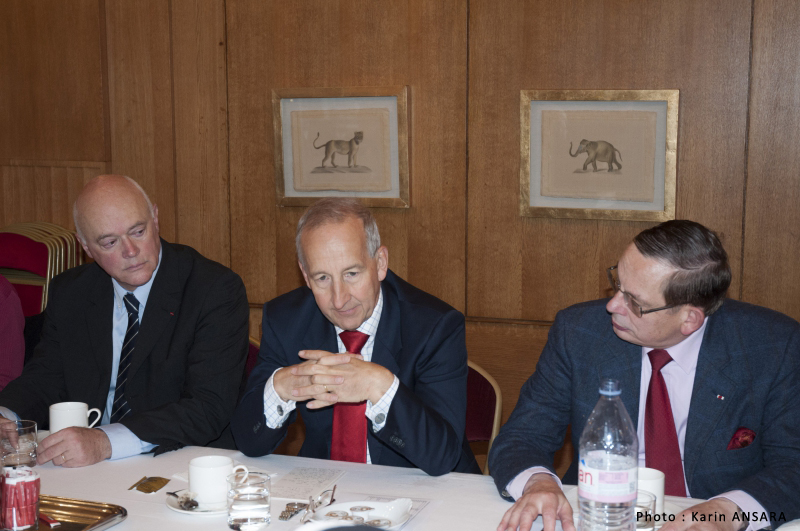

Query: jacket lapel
[85,267,114,406]
[683,313,738,490]
[126,241,181,381]
[596,334,642,425]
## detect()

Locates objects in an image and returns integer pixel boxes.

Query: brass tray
[38,495,127,531]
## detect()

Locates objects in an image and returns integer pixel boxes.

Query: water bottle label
[577,463,637,502]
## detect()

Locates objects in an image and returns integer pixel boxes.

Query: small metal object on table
[38,495,127,531]
[279,501,308,521]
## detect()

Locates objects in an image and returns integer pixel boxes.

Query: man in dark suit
[491,220,800,531]
[0,175,249,467]
[232,198,478,476]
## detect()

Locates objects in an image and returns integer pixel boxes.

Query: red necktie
[330,330,370,463]
[645,349,687,496]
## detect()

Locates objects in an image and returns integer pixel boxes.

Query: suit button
[390,435,405,448]
[277,405,284,416]
[253,421,262,433]
[374,413,385,424]
[501,490,510,498]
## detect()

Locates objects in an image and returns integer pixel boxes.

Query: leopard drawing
[313,131,363,168]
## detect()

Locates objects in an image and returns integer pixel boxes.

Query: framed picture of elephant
[519,89,679,221]
[272,86,410,208]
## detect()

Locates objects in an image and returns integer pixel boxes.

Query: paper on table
[271,467,345,500]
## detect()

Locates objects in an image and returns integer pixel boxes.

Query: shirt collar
[334,286,384,337]
[645,316,708,374]
[112,246,162,315]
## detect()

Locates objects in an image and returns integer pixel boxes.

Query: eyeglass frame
[606,265,676,318]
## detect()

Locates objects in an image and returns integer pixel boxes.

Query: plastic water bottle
[578,379,638,531]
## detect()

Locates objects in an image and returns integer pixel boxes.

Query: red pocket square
[727,427,756,450]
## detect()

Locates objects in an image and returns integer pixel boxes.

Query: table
[32,445,708,531]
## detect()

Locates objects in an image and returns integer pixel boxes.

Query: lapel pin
[716,394,725,400]
[169,312,175,316]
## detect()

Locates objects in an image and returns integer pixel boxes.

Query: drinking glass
[227,471,270,530]
[635,489,657,531]
[1,420,38,467]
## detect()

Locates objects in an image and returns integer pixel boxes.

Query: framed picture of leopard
[519,89,679,221]
[272,86,410,208]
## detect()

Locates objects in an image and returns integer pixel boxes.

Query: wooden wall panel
[105,0,177,242]
[171,0,231,266]
[467,0,752,322]
[743,0,800,320]
[227,0,467,311]
[1,163,105,228]
[0,0,105,164]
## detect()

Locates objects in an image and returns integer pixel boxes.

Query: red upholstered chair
[466,360,503,474]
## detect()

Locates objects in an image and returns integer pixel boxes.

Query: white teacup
[189,455,248,510]
[49,402,101,433]
[638,467,666,514]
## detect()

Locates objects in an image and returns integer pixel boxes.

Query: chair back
[245,336,260,380]
[466,360,502,474]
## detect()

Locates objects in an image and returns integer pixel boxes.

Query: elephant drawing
[569,139,622,172]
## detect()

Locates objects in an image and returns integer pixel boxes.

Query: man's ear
[79,238,94,260]
[375,246,388,281]
[298,260,311,289]
[680,305,706,336]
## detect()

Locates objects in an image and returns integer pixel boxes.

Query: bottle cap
[599,378,621,396]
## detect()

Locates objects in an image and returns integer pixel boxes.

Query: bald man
[0,175,249,467]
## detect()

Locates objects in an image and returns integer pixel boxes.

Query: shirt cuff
[97,423,156,460]
[506,467,563,500]
[0,407,20,421]
[712,491,770,531]
[366,376,399,432]
[263,369,296,428]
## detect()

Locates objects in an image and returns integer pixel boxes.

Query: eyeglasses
[606,265,675,318]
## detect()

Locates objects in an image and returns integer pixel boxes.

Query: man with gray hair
[490,220,800,531]
[0,174,249,467]
[232,198,479,475]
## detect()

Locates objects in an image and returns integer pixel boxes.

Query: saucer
[165,495,227,516]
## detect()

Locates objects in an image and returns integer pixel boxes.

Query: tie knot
[648,348,673,372]
[339,330,369,354]
[124,293,139,314]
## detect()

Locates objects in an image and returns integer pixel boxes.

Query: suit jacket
[232,269,479,476]
[0,240,249,451]
[489,298,800,526]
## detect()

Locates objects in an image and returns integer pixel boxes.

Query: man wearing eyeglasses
[490,220,800,531]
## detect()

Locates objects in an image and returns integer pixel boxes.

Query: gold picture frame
[273,86,410,208]
[520,89,679,221]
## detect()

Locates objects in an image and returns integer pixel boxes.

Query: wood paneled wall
[3,0,800,471]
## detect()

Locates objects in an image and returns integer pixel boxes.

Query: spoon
[167,490,199,511]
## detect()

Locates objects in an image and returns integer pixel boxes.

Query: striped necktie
[111,293,139,423]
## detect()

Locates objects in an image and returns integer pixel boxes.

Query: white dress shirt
[262,288,400,464]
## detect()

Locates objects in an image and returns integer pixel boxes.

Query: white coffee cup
[638,467,666,514]
[49,402,101,433]
[189,455,248,510]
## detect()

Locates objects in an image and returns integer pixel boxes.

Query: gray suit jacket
[489,299,800,527]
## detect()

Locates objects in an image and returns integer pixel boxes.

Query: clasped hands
[273,350,394,408]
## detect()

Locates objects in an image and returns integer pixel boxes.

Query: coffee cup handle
[87,408,102,428]
[232,465,249,482]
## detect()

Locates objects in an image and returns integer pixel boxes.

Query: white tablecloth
[30,445,764,531]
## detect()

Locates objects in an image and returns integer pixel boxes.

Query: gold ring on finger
[323,384,329,393]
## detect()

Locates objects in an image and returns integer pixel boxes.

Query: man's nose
[121,238,139,259]
[606,290,627,315]
[331,281,350,309]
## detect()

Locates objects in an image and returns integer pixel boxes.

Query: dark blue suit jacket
[232,270,479,476]
[489,299,800,526]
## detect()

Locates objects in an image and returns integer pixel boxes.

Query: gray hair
[296,198,381,269]
[633,220,731,315]
[73,175,154,242]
